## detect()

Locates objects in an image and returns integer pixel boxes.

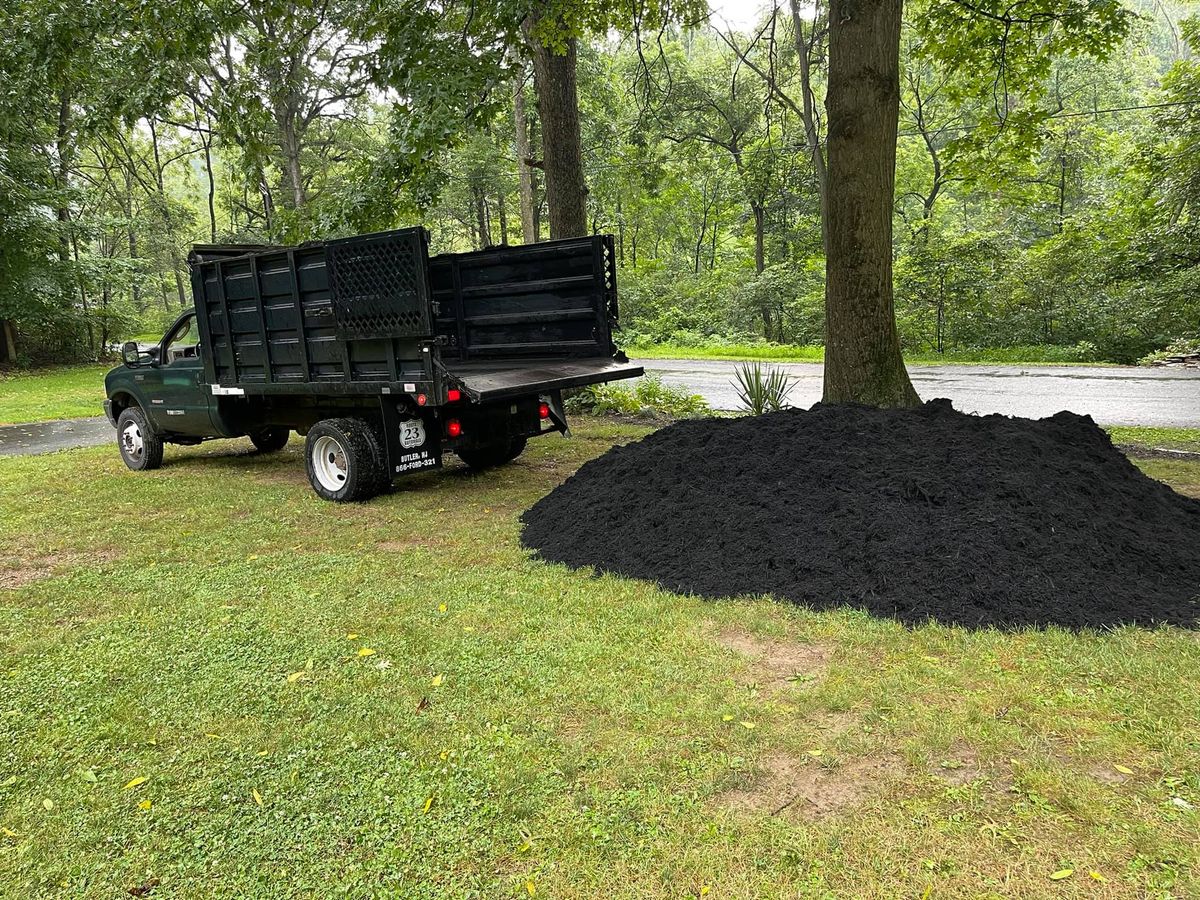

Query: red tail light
[447,388,462,402]
[447,419,462,438]
[416,393,427,406]
[538,402,550,420]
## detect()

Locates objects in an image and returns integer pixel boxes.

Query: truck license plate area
[393,418,440,475]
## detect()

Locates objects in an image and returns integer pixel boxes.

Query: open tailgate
[445,358,643,402]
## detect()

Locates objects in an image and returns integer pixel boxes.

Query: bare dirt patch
[715,626,833,692]
[718,749,901,818]
[0,548,121,591]
[929,741,982,786]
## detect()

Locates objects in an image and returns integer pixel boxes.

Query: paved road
[0,417,113,457]
[0,361,1197,457]
[634,359,1200,427]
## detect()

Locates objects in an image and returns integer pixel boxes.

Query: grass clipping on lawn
[522,399,1200,629]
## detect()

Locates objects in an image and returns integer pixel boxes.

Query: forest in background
[3,0,1200,367]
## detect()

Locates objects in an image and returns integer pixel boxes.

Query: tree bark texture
[822,0,919,407]
[526,18,587,239]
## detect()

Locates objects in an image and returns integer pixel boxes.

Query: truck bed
[188,229,628,403]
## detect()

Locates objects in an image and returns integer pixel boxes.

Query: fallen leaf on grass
[346,633,359,640]
[286,671,307,683]
[126,877,160,897]
[1049,869,1074,881]
[357,647,376,657]
[0,776,15,788]
[252,789,263,807]
[525,882,536,897]
[721,714,734,722]
[431,674,444,687]
[80,769,97,783]
[422,796,433,813]
[1114,764,1134,775]
[1089,871,1106,882]
[806,749,823,757]
[438,603,447,613]
[123,777,147,790]
[138,799,152,811]
[41,798,53,811]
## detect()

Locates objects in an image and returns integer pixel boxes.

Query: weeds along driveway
[1,422,1198,897]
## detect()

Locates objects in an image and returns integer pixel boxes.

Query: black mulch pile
[520,400,1200,629]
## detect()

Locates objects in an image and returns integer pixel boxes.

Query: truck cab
[105,312,216,438]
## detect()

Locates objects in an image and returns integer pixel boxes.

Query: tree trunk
[55,92,73,266]
[514,79,539,243]
[752,203,766,274]
[790,0,829,250]
[474,188,491,248]
[0,319,17,364]
[498,191,509,244]
[526,17,587,239]
[822,0,919,407]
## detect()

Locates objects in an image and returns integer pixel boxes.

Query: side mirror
[122,341,141,367]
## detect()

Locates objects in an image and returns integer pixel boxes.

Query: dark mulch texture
[521,400,1200,629]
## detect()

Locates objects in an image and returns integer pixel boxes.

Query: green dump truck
[103,228,641,501]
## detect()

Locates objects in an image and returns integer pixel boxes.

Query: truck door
[141,312,215,436]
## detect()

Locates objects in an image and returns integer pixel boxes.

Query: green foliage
[566,374,709,418]
[0,0,1195,369]
[733,362,794,415]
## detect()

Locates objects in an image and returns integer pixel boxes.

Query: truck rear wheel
[304,418,385,502]
[456,436,527,470]
[116,407,164,472]
[249,426,290,453]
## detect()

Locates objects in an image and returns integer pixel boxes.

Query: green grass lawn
[1,421,1198,898]
[0,364,111,425]
[629,344,1113,366]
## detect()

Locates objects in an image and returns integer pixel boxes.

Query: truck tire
[457,436,527,470]
[116,407,164,472]
[304,418,385,502]
[249,426,290,453]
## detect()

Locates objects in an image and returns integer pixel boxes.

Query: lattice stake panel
[326,229,432,340]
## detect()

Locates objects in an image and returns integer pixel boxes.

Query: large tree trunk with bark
[822,0,919,407]
[526,17,587,239]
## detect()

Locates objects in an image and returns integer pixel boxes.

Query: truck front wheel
[304,418,384,502]
[456,436,527,470]
[249,426,290,453]
[116,407,164,472]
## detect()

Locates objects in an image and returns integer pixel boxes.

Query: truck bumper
[102,400,117,427]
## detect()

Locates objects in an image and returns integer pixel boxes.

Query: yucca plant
[733,362,794,415]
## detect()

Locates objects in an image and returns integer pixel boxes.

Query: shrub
[566,374,709,419]
[733,363,794,415]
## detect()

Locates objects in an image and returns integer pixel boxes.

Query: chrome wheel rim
[311,435,349,491]
[121,421,144,460]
